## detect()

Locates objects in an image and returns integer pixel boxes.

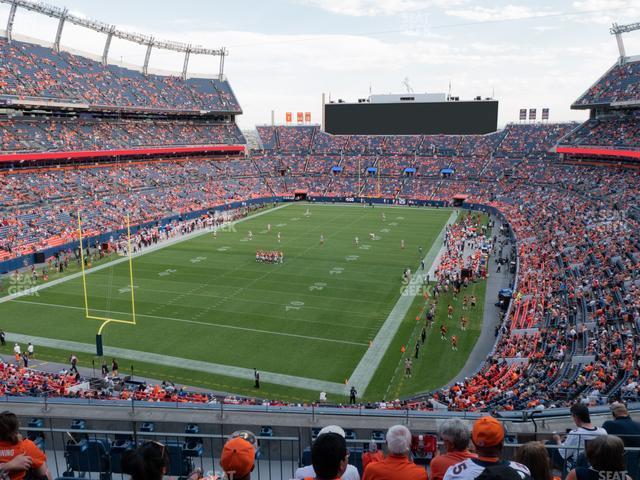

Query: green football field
[0,203,487,402]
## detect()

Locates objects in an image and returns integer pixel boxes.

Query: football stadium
[0,1,639,479]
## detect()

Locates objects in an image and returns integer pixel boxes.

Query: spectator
[430,419,476,480]
[444,416,531,480]
[220,435,256,480]
[309,433,349,480]
[551,404,607,470]
[122,441,170,480]
[566,436,631,480]
[362,441,384,471]
[362,425,427,480]
[0,411,51,480]
[515,442,553,480]
[602,402,640,480]
[295,426,360,480]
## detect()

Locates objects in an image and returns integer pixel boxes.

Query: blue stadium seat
[65,439,111,480]
[140,422,155,432]
[348,447,363,473]
[183,424,203,458]
[110,438,135,474]
[27,418,45,450]
[165,441,194,476]
[301,447,311,467]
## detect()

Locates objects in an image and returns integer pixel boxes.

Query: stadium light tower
[0,0,228,78]
[5,0,16,42]
[610,22,640,60]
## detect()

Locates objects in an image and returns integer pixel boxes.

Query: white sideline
[345,210,458,395]
[5,332,349,395]
[3,203,456,397]
[0,203,291,305]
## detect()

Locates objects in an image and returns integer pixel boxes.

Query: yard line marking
[0,203,292,304]
[5,332,349,395]
[9,300,369,347]
[346,209,458,395]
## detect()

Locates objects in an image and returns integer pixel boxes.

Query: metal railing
[13,423,640,480]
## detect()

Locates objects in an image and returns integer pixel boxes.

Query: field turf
[0,203,487,402]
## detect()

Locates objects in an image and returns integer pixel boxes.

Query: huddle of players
[255,250,283,264]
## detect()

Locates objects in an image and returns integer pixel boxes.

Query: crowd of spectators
[255,124,571,163]
[1,126,639,412]
[493,123,577,159]
[574,59,640,106]
[0,118,244,153]
[0,160,271,260]
[0,38,240,112]
[558,113,640,150]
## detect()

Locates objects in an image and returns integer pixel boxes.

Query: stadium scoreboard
[324,94,498,135]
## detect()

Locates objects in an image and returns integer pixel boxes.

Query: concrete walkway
[447,215,516,384]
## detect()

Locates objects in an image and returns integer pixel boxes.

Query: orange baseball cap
[221,437,255,478]
[472,416,504,448]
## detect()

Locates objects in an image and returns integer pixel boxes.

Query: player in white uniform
[277,232,281,243]
[401,239,405,250]
[444,417,530,480]
[354,236,359,246]
[248,230,253,240]
[320,234,324,245]
[267,223,271,232]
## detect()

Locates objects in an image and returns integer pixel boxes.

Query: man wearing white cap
[294,425,360,480]
[363,425,427,480]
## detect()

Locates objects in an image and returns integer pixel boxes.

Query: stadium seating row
[0,118,244,153]
[1,158,639,412]
[255,123,575,158]
[558,113,640,150]
[574,59,640,106]
[0,38,240,112]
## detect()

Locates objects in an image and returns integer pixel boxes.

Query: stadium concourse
[0,23,640,416]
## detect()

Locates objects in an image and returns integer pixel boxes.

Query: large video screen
[325,101,498,135]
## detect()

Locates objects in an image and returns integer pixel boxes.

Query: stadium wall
[4,397,637,434]
[0,145,245,164]
[556,146,640,159]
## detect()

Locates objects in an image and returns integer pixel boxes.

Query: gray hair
[386,425,412,454]
[438,419,471,451]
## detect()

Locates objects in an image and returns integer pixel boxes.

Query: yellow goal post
[77,212,137,348]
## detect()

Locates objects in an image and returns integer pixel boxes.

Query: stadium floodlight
[610,22,640,59]
[0,0,227,77]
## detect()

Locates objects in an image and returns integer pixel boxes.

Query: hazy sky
[2,0,640,129]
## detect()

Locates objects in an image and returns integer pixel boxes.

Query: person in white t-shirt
[294,425,360,480]
[550,403,607,469]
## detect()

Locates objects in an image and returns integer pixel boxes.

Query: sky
[1,0,640,130]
